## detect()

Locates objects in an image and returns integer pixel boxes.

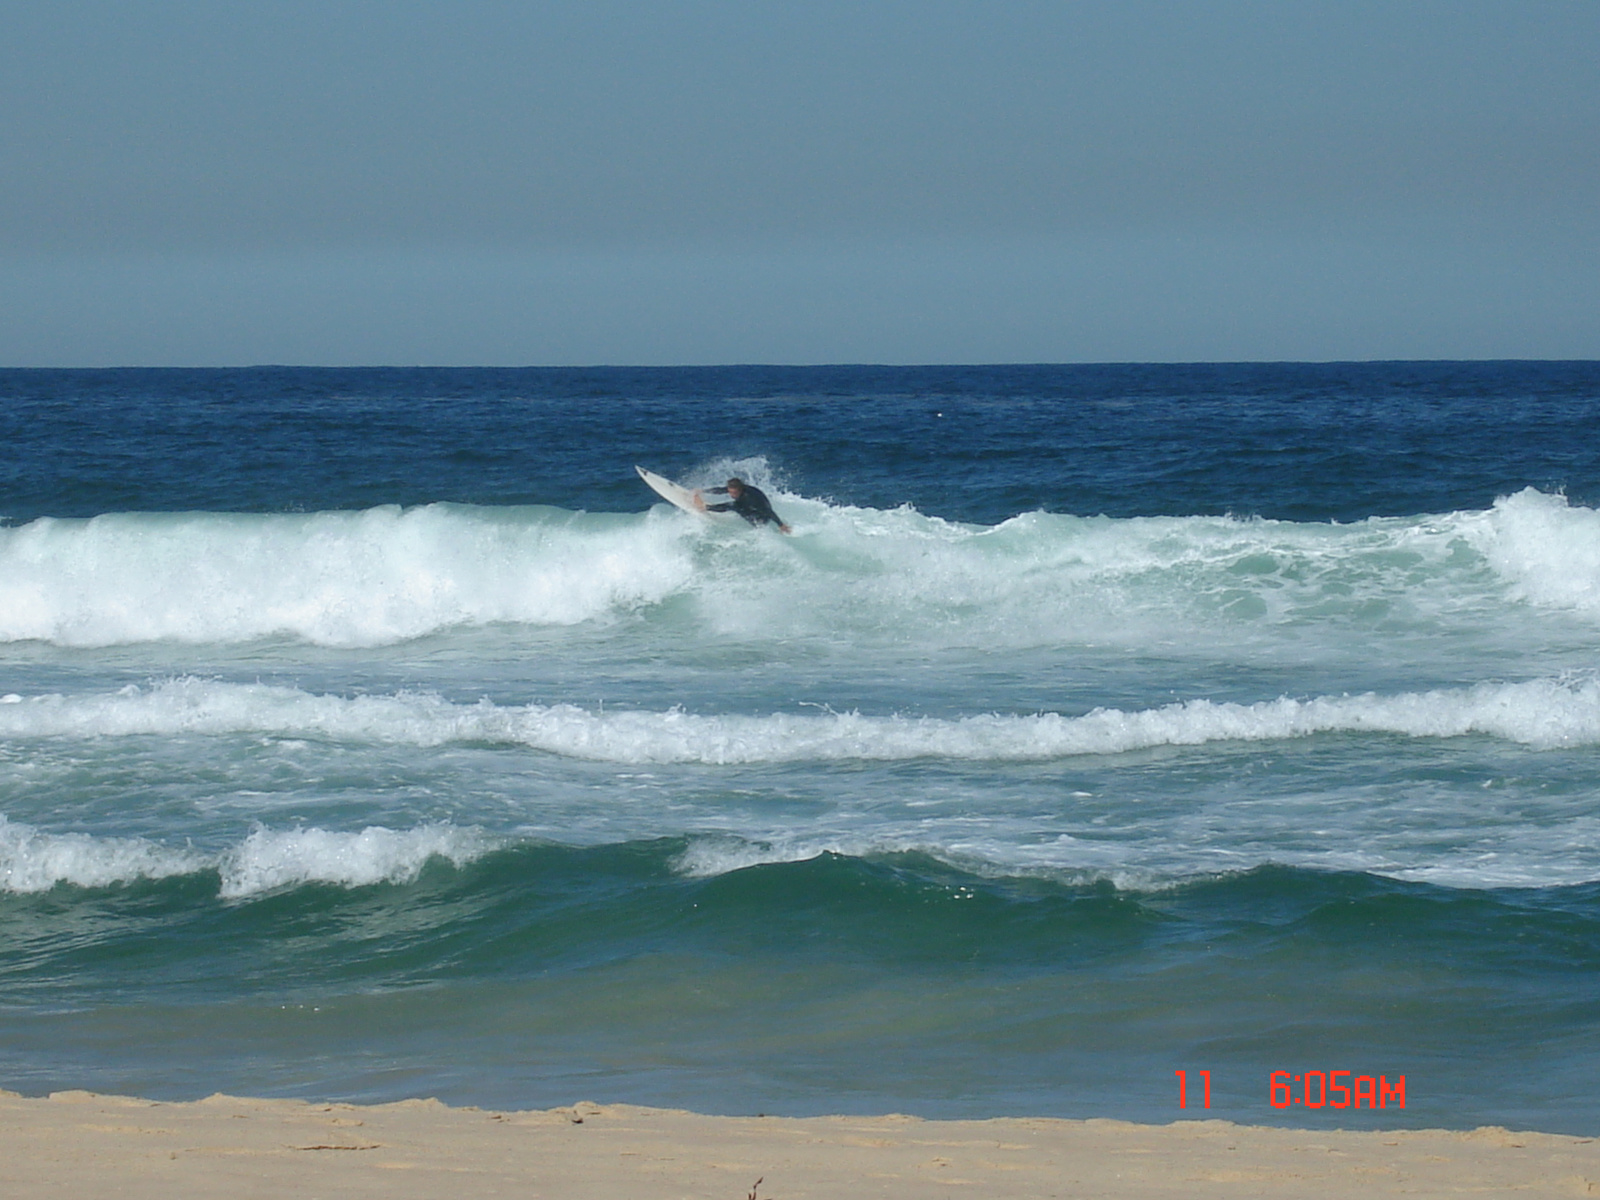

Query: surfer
[694,478,791,533]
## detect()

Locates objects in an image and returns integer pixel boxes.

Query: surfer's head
[725,478,745,496]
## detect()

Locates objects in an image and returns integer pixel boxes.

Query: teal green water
[5,843,1597,1129]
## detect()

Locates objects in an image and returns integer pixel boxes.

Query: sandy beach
[3,1089,1596,1199]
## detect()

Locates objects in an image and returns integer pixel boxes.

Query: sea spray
[1,489,1595,649]
[0,813,204,893]
[0,504,696,646]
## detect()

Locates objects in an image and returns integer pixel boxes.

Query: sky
[2,0,1597,365]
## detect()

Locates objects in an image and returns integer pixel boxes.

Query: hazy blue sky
[3,1,1596,364]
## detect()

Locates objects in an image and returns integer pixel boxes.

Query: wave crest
[0,814,204,894]
[0,814,493,897]
[0,503,694,647]
[1,489,1596,649]
[217,823,493,898]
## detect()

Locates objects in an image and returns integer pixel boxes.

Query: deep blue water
[2,362,1599,1132]
[4,362,1596,524]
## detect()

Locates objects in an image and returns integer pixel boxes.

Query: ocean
[2,362,1598,1133]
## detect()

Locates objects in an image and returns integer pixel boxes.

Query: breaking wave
[0,814,492,897]
[0,488,1596,648]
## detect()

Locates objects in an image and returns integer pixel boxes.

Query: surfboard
[636,466,708,517]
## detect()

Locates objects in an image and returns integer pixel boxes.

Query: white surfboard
[636,465,709,517]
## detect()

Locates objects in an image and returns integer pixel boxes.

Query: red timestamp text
[1270,1071,1404,1110]
[1175,1069,1210,1108]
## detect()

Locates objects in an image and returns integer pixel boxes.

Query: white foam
[0,504,695,647]
[4,675,1598,761]
[1,806,1592,897]
[0,813,205,893]
[5,491,1595,650]
[217,823,493,898]
[0,813,492,897]
[672,832,924,878]
[634,486,1600,651]
[673,809,1600,891]
[1469,487,1600,614]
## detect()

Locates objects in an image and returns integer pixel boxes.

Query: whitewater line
[1,675,1597,760]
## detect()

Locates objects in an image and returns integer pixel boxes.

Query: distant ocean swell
[1,487,1596,647]
[4,674,1599,758]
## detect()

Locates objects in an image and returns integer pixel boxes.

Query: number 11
[1176,1069,1211,1108]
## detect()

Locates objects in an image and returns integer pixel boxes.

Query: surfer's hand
[779,523,792,534]
[691,490,706,511]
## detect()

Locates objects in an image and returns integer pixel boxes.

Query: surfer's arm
[695,485,740,513]
[749,497,788,530]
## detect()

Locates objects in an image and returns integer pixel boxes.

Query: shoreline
[4,1089,1597,1198]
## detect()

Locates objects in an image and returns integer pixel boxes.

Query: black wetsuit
[706,484,784,528]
